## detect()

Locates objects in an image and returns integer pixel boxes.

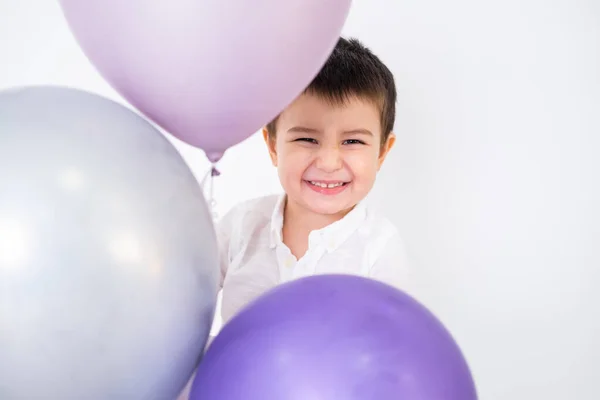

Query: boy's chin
[302,199,356,217]
[287,187,360,216]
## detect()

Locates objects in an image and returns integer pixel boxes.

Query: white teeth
[310,181,345,188]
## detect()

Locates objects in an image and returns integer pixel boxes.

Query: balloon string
[201,164,220,220]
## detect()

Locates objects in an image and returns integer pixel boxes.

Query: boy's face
[264,92,395,217]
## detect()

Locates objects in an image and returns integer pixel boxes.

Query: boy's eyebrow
[287,127,374,136]
[287,126,321,134]
[343,129,373,136]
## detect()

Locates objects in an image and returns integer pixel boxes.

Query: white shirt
[217,194,412,324]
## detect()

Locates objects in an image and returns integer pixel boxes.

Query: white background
[1,1,599,399]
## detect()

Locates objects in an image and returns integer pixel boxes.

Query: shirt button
[327,240,336,252]
[285,258,294,267]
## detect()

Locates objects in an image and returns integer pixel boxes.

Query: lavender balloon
[58,0,353,162]
[190,275,477,400]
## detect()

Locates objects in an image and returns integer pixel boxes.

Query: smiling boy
[217,37,411,324]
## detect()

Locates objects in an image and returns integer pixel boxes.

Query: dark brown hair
[265,37,397,146]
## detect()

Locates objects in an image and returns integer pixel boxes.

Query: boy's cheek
[344,151,379,171]
[279,148,313,167]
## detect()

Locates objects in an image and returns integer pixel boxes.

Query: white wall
[1,1,599,399]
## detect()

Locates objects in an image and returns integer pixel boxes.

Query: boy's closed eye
[295,137,319,144]
[343,139,366,145]
[294,138,366,145]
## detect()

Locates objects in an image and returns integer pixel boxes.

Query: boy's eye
[343,139,366,145]
[295,138,318,144]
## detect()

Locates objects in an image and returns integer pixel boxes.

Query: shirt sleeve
[369,231,414,295]
[215,206,240,288]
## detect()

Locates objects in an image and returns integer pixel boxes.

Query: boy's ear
[262,128,278,167]
[377,132,396,170]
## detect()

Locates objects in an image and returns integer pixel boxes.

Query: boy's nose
[315,146,343,172]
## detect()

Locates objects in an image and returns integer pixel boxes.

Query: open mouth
[307,181,349,188]
[304,180,350,195]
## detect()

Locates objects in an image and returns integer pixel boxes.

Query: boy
[216,37,412,325]
[176,36,411,400]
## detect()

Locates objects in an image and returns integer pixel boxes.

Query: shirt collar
[269,193,367,252]
[269,194,286,248]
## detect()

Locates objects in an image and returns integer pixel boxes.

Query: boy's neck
[283,197,353,235]
[282,197,353,260]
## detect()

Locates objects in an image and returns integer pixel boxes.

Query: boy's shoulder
[219,193,280,229]
[227,193,279,217]
[362,204,401,241]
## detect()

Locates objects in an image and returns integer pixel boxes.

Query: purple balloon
[190,274,477,400]
[58,0,352,162]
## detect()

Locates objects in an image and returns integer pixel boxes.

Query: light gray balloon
[0,87,219,400]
